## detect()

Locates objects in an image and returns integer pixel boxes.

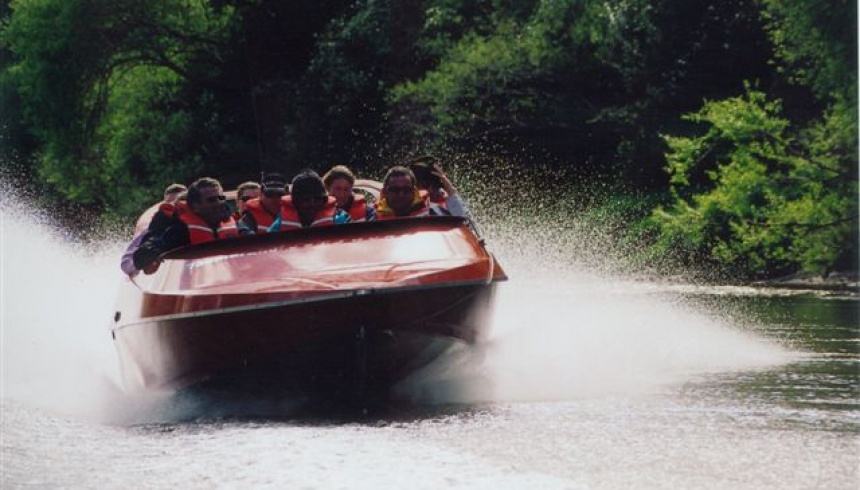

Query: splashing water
[0,176,792,420]
[0,208,128,420]
[391,157,792,403]
[394,261,791,404]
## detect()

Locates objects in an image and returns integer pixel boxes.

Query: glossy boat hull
[111,217,506,395]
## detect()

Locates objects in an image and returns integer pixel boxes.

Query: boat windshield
[143,219,485,291]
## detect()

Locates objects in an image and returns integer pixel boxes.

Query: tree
[759,0,857,106]
[646,0,858,278]
[388,0,773,186]
[295,0,396,166]
[2,0,236,214]
[652,87,856,277]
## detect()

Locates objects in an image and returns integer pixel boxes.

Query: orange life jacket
[342,194,370,222]
[242,198,281,234]
[158,200,188,218]
[179,212,239,244]
[278,196,338,229]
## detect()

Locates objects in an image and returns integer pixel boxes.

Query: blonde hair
[322,165,356,188]
[236,181,261,197]
[163,183,187,198]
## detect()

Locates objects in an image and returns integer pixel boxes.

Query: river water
[1,210,858,489]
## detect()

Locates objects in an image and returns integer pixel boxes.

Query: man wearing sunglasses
[375,166,450,219]
[237,173,288,234]
[133,177,238,274]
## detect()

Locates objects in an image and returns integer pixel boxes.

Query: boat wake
[394,258,793,405]
[0,204,791,422]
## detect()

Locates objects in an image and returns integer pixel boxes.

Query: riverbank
[752,270,859,294]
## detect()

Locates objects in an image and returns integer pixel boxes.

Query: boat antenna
[247,63,266,180]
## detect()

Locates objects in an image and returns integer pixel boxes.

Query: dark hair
[322,165,356,188]
[408,156,442,189]
[409,155,439,167]
[382,165,416,188]
[186,177,222,206]
[290,169,327,197]
[261,173,288,192]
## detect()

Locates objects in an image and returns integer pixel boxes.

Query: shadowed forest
[1,0,856,280]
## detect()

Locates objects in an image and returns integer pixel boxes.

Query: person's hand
[217,202,233,222]
[431,163,457,195]
[143,260,161,275]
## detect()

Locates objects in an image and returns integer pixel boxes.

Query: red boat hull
[111,217,506,394]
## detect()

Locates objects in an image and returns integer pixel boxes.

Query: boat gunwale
[115,277,499,331]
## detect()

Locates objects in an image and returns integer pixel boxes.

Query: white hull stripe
[115,278,494,330]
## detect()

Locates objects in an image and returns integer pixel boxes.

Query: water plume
[0,161,793,419]
[394,265,791,405]
[393,155,793,403]
[0,207,127,420]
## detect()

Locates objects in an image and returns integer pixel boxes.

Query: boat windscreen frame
[158,215,476,262]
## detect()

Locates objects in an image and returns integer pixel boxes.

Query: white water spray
[0,200,792,418]
[0,209,129,420]
[396,235,793,403]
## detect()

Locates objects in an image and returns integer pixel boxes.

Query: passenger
[161,183,188,204]
[120,183,187,277]
[233,181,261,221]
[321,164,377,222]
[408,156,471,218]
[237,173,288,235]
[147,190,188,233]
[280,169,350,229]
[375,165,450,219]
[132,177,238,273]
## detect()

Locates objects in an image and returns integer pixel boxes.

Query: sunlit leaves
[654,87,857,277]
[2,0,237,209]
[759,0,857,105]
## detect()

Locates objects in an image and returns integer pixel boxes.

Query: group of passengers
[126,158,470,276]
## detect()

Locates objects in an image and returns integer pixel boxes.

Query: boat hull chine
[113,281,499,394]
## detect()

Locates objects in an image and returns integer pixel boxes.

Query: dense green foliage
[1,0,238,214]
[643,0,857,278]
[389,0,774,184]
[1,0,856,278]
[650,87,856,277]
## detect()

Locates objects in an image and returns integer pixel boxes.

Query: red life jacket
[158,202,175,217]
[429,190,448,209]
[278,196,337,229]
[145,201,187,237]
[179,212,239,244]
[157,200,188,219]
[343,194,370,222]
[242,198,281,234]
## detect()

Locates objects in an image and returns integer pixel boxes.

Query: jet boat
[110,182,507,397]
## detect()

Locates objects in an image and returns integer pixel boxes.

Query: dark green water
[680,293,859,431]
